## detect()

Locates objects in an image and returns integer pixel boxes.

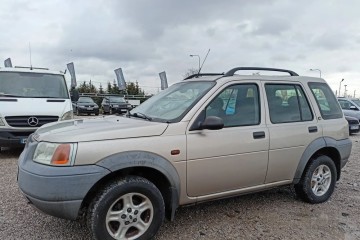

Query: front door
[186,82,269,197]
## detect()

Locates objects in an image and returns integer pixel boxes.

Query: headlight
[33,142,77,166]
[127,104,132,108]
[0,118,5,126]
[61,110,73,120]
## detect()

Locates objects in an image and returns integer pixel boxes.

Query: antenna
[198,48,210,75]
[29,42,33,70]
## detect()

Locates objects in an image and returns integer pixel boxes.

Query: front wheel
[294,155,337,203]
[88,176,165,240]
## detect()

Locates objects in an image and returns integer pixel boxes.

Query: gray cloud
[2,0,360,94]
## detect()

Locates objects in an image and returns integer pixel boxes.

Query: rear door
[264,82,322,183]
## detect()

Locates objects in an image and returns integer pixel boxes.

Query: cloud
[1,0,360,94]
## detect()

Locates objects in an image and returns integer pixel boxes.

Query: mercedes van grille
[5,116,59,128]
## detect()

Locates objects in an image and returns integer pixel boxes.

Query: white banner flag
[114,68,127,90]
[159,71,168,90]
[66,62,77,88]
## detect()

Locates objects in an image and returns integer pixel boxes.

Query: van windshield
[0,72,69,99]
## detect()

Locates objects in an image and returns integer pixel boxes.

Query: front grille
[9,131,34,137]
[5,116,59,128]
[348,119,359,124]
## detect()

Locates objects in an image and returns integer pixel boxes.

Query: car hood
[35,116,168,142]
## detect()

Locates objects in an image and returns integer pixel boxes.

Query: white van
[0,67,73,148]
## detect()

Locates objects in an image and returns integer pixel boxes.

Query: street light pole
[310,68,322,78]
[189,54,201,72]
[338,79,344,97]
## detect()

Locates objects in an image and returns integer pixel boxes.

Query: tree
[77,81,91,93]
[99,84,104,94]
[106,81,112,94]
[183,68,199,78]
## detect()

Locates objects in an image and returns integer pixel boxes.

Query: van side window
[308,82,343,119]
[205,84,260,127]
[265,84,313,123]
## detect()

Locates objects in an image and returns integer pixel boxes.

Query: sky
[1,0,360,95]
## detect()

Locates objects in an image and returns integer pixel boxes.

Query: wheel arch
[80,151,180,221]
[293,137,343,184]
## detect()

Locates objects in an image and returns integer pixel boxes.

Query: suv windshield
[130,81,215,122]
[352,99,360,106]
[0,72,69,98]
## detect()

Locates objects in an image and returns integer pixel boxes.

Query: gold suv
[18,67,352,240]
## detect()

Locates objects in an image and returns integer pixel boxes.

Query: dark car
[73,97,99,116]
[345,115,359,134]
[101,96,132,114]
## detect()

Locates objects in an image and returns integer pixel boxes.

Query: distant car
[73,97,99,116]
[337,97,360,120]
[101,96,132,114]
[345,115,359,134]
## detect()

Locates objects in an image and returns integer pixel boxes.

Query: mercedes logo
[27,117,39,127]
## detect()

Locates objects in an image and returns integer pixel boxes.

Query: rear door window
[308,82,343,119]
[265,84,313,123]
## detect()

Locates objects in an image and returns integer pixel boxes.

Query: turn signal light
[51,144,71,165]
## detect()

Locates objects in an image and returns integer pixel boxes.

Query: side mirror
[200,116,224,130]
[350,105,358,110]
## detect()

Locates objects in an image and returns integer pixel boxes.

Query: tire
[88,176,165,240]
[95,113,99,116]
[294,155,337,203]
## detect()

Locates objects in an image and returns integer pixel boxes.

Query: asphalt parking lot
[1,128,360,239]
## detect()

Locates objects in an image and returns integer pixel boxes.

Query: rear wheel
[88,176,165,240]
[295,155,337,203]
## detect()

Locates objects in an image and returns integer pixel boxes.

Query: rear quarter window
[308,82,343,119]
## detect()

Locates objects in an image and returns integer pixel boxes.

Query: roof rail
[14,66,49,70]
[224,67,299,77]
[184,73,224,80]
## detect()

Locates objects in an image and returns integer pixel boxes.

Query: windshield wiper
[128,112,152,121]
[0,93,25,98]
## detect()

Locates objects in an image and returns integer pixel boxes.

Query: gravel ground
[1,133,360,240]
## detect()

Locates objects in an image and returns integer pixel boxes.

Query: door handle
[308,126,318,133]
[253,131,265,139]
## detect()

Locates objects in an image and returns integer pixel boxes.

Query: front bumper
[17,136,110,220]
[0,129,35,147]
[77,107,99,114]
[113,107,130,114]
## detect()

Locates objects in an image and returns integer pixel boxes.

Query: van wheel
[88,176,165,240]
[294,155,337,203]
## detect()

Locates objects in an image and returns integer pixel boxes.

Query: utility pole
[344,85,347,97]
[354,90,356,98]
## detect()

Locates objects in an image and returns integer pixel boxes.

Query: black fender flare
[96,151,180,220]
[293,137,351,184]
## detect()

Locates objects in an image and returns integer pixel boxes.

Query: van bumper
[0,129,35,147]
